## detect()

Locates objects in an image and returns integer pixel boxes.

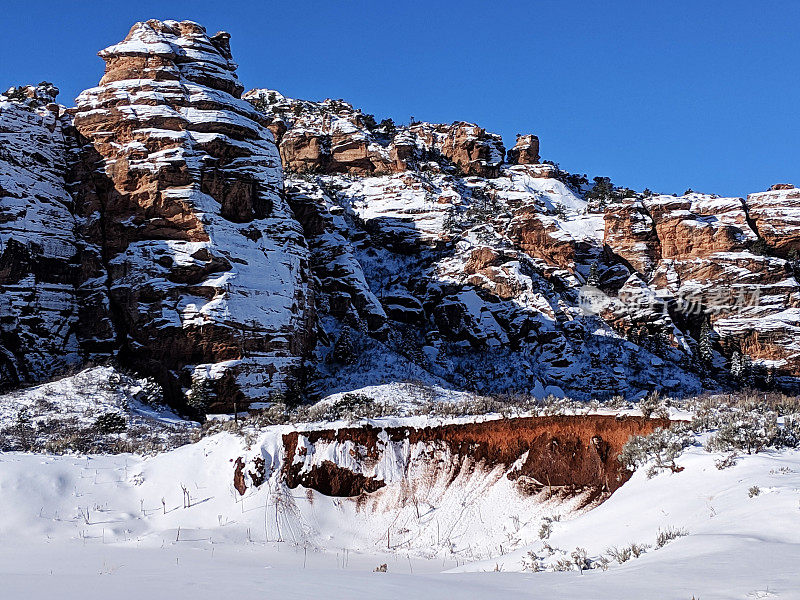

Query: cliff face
[0,86,84,385]
[1,19,798,409]
[66,20,315,408]
[243,90,506,177]
[0,22,315,408]
[245,89,799,398]
[277,415,672,498]
[604,193,800,388]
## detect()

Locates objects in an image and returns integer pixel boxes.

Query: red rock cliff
[68,20,314,409]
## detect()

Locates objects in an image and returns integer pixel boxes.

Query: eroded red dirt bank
[277,414,669,498]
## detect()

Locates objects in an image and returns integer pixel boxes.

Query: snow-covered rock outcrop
[244,89,509,177]
[604,192,800,389]
[0,85,85,386]
[68,20,315,408]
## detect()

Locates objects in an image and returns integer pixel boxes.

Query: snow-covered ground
[1,425,798,599]
[0,367,185,430]
[0,367,193,453]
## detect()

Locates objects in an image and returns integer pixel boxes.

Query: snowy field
[1,430,799,599]
[1,369,798,599]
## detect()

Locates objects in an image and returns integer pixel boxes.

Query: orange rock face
[604,192,800,384]
[747,186,800,257]
[243,90,507,177]
[273,414,671,497]
[603,200,661,274]
[507,210,578,270]
[507,134,540,165]
[67,20,314,409]
[409,121,506,177]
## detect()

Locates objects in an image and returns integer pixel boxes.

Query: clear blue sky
[3,0,798,197]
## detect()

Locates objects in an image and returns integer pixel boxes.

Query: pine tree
[188,375,213,422]
[765,367,775,389]
[730,351,751,384]
[699,319,713,366]
[730,351,742,381]
[587,261,600,286]
[585,176,615,211]
[378,118,396,135]
[331,327,357,365]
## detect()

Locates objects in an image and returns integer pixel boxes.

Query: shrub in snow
[638,390,669,419]
[537,515,561,541]
[618,426,693,478]
[570,547,590,572]
[538,520,553,540]
[607,542,650,564]
[608,394,629,409]
[134,377,164,406]
[714,453,739,470]
[655,526,688,548]
[1,408,36,451]
[748,485,761,498]
[606,545,632,564]
[521,551,542,572]
[308,393,382,422]
[705,410,794,455]
[93,412,127,434]
[594,555,611,571]
[772,415,800,449]
[553,558,574,572]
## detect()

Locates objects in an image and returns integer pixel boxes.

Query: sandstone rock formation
[507,134,540,165]
[408,121,505,177]
[0,85,83,386]
[604,192,800,387]
[66,20,315,409]
[747,186,800,257]
[2,18,799,409]
[244,90,506,177]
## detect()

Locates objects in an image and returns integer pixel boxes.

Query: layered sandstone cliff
[0,85,83,386]
[66,20,315,408]
[2,18,799,410]
[244,90,510,177]
[604,193,800,387]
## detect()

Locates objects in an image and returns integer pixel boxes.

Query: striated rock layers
[238,414,671,498]
[0,22,315,408]
[0,85,84,385]
[243,90,511,177]
[604,193,800,387]
[67,20,314,408]
[2,18,799,408]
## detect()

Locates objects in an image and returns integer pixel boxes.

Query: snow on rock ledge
[0,86,83,386]
[69,20,314,409]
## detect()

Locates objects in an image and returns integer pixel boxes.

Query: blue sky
[3,0,798,197]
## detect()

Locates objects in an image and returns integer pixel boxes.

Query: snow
[0,423,798,599]
[0,366,192,445]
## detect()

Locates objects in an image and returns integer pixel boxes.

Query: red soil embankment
[279,414,669,498]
